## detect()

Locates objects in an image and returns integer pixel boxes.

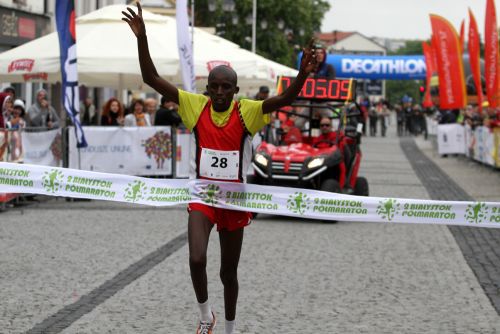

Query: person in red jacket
[313,117,336,148]
[122,3,318,334]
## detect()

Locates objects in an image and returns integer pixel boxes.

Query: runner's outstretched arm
[262,39,317,114]
[122,2,179,104]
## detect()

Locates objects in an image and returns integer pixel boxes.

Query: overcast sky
[321,0,498,40]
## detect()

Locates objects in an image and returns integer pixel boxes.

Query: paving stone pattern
[401,137,500,316]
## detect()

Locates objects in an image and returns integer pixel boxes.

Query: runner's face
[207,72,239,112]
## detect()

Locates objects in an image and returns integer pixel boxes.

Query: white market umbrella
[0,4,297,93]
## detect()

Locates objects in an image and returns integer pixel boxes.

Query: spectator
[7,99,26,129]
[413,104,427,137]
[27,89,60,129]
[3,86,16,101]
[307,43,336,122]
[375,100,388,137]
[359,97,370,135]
[144,97,158,125]
[254,86,270,100]
[281,117,302,145]
[395,104,405,136]
[80,97,98,125]
[483,106,499,128]
[124,99,151,126]
[368,106,378,136]
[403,101,413,135]
[154,96,182,127]
[0,93,10,128]
[7,99,24,162]
[438,109,458,124]
[313,44,335,79]
[3,96,13,124]
[101,98,125,126]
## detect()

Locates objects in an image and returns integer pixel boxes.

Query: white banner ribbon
[1,162,500,228]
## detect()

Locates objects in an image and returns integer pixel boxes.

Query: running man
[122,3,317,333]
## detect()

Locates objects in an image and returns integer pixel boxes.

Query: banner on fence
[437,124,466,155]
[0,162,499,228]
[22,129,62,167]
[474,126,495,166]
[175,130,191,178]
[495,128,500,167]
[69,127,173,176]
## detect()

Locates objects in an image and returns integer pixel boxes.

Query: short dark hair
[208,65,238,86]
[259,86,270,93]
[160,96,170,105]
[3,86,15,94]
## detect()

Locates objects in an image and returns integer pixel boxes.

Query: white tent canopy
[0,4,297,94]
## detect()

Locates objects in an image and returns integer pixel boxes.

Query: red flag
[468,9,483,113]
[459,19,465,52]
[485,0,499,108]
[422,41,434,107]
[430,14,467,109]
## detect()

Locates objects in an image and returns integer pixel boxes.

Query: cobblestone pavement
[1,125,499,333]
[412,136,500,315]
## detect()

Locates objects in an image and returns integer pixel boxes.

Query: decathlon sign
[332,55,426,80]
[299,53,427,80]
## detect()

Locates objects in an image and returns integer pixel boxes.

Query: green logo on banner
[42,169,64,193]
[201,184,221,205]
[464,202,488,224]
[287,192,309,215]
[376,199,400,222]
[124,180,147,202]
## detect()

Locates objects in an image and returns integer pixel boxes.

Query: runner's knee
[220,266,238,286]
[189,253,207,270]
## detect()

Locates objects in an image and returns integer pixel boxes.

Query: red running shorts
[188,203,252,231]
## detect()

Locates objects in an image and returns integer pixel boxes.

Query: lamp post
[251,0,256,53]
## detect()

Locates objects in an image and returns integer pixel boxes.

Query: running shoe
[196,311,216,334]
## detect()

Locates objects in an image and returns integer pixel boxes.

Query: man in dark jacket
[154,96,182,127]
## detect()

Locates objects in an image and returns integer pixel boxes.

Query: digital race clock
[278,77,356,102]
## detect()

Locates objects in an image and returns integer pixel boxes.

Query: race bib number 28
[199,148,239,180]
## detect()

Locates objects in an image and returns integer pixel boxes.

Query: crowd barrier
[426,118,500,168]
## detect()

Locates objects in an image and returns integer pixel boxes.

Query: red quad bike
[249,77,369,209]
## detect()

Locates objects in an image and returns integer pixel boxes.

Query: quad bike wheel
[320,179,341,224]
[320,178,341,193]
[354,177,369,196]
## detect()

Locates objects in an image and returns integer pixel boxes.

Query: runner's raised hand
[300,38,318,74]
[121,1,146,38]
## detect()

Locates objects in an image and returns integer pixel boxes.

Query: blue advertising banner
[56,0,87,148]
[298,53,427,80]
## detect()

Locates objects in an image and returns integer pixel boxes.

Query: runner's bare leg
[219,227,244,321]
[188,211,214,303]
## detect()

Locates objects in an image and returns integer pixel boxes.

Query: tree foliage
[192,0,330,67]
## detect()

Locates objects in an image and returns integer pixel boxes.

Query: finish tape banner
[1,162,500,228]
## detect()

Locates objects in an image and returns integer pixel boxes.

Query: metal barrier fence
[425,117,500,168]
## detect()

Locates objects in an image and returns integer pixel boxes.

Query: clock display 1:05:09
[279,77,355,101]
